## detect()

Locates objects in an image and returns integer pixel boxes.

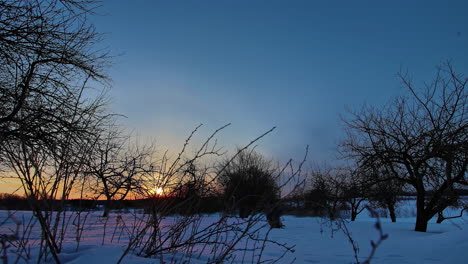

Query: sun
[149,187,164,196]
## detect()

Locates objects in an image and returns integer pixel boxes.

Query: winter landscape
[1,199,468,263]
[1,0,467,263]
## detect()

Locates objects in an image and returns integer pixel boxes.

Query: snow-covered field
[1,200,467,263]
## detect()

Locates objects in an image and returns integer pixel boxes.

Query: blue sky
[91,0,468,163]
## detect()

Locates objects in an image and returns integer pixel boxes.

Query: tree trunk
[329,201,338,220]
[414,193,428,232]
[388,204,396,222]
[414,217,428,232]
[266,207,284,228]
[102,199,111,217]
[350,210,357,221]
[436,212,444,224]
[102,206,110,217]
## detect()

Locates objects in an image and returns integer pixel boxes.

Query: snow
[279,217,467,264]
[1,200,467,263]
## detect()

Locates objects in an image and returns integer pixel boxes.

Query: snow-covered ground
[1,199,467,263]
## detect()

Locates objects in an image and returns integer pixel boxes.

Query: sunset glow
[149,187,164,196]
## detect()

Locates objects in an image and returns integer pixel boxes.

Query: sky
[90,0,468,164]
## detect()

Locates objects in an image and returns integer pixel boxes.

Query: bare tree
[2,121,99,263]
[0,1,112,262]
[341,63,467,232]
[365,164,405,222]
[305,165,342,219]
[305,164,368,221]
[0,0,109,149]
[86,127,154,217]
[338,167,368,222]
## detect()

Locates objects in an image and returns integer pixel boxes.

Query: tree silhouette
[342,63,467,232]
[218,149,279,219]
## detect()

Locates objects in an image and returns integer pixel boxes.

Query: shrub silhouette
[218,150,279,218]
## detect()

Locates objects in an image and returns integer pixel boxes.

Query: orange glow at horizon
[149,187,164,196]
